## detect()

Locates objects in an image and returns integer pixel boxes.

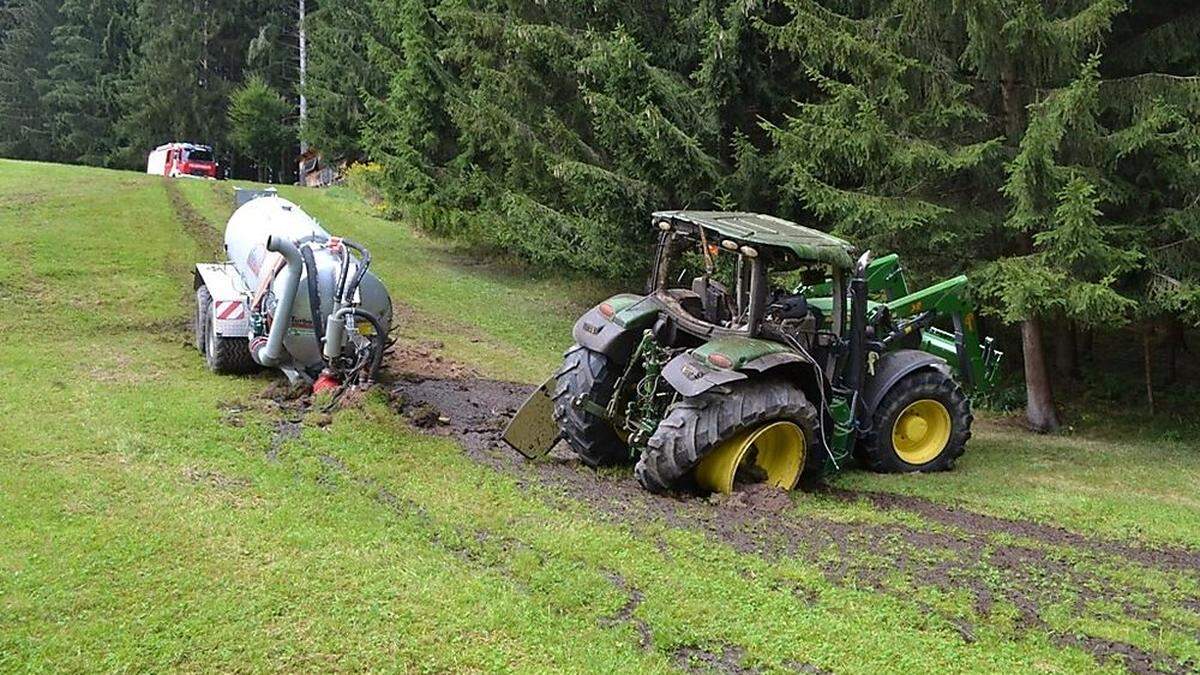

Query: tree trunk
[1022,317,1060,432]
[1001,64,1025,141]
[1054,319,1077,379]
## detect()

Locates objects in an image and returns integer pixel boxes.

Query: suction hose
[323,307,388,381]
[254,235,304,367]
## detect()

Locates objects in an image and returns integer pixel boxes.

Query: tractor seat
[691,276,732,324]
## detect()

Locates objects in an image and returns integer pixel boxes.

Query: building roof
[652,210,856,269]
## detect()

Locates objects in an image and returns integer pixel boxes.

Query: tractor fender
[661,351,748,397]
[661,338,812,398]
[861,349,952,416]
[571,293,662,362]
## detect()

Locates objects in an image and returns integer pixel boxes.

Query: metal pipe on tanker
[255,236,304,367]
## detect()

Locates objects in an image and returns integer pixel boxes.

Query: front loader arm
[879,275,1002,392]
[807,253,909,300]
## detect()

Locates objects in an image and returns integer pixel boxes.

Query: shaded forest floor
[2,159,1198,673]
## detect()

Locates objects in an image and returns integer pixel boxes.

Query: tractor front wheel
[859,369,972,472]
[636,378,817,494]
[552,345,630,467]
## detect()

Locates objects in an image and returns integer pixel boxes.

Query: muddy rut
[384,372,1200,674]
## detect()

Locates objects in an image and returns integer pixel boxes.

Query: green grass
[2,159,1198,673]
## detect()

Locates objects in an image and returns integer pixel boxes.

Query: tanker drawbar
[192,191,393,395]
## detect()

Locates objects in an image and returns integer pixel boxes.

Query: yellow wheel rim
[694,421,806,494]
[891,399,952,465]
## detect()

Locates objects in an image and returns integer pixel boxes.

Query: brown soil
[385,366,1200,675]
[385,339,480,381]
[674,644,760,674]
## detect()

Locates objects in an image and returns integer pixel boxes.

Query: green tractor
[504,211,1002,494]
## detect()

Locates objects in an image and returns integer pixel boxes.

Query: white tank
[224,195,392,375]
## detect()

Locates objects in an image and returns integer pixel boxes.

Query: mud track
[164,179,223,257]
[387,373,1200,674]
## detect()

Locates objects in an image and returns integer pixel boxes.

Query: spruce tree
[0,0,60,160]
[117,0,245,166]
[303,2,383,161]
[227,75,293,181]
[41,0,135,165]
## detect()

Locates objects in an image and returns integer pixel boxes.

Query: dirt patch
[386,339,480,380]
[673,644,760,674]
[709,484,794,513]
[384,368,1200,674]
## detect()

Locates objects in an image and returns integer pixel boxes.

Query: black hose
[300,245,325,347]
[334,241,352,304]
[346,308,388,381]
[340,239,371,304]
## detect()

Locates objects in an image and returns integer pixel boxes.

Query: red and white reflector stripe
[215,300,246,320]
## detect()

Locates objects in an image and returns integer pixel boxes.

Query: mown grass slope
[1,159,1198,673]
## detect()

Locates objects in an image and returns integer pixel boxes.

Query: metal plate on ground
[502,376,560,459]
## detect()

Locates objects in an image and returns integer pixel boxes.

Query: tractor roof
[652,210,855,269]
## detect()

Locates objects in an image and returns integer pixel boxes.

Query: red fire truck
[146,142,219,179]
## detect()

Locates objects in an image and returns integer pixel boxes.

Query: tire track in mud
[387,374,1200,674]
[164,179,223,258]
[164,179,225,315]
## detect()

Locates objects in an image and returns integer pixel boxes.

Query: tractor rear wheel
[197,285,257,375]
[552,345,630,467]
[635,378,817,494]
[859,369,972,472]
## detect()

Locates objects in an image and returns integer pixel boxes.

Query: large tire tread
[552,345,630,467]
[635,378,818,493]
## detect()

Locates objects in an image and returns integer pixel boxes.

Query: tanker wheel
[635,378,817,494]
[197,285,257,375]
[858,369,972,473]
[552,345,630,467]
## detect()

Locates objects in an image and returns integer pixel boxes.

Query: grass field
[2,159,1199,673]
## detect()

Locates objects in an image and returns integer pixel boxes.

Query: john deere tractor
[504,211,1002,494]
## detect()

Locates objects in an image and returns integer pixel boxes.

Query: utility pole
[297,0,308,185]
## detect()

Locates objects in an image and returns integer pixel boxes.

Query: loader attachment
[502,376,561,459]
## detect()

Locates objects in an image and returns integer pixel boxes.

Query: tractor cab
[646,211,855,367]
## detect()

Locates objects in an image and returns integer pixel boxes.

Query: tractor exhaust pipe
[842,250,873,395]
[253,235,304,367]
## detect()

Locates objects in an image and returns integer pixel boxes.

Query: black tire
[635,378,818,493]
[197,285,257,375]
[552,345,630,467]
[859,368,972,473]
